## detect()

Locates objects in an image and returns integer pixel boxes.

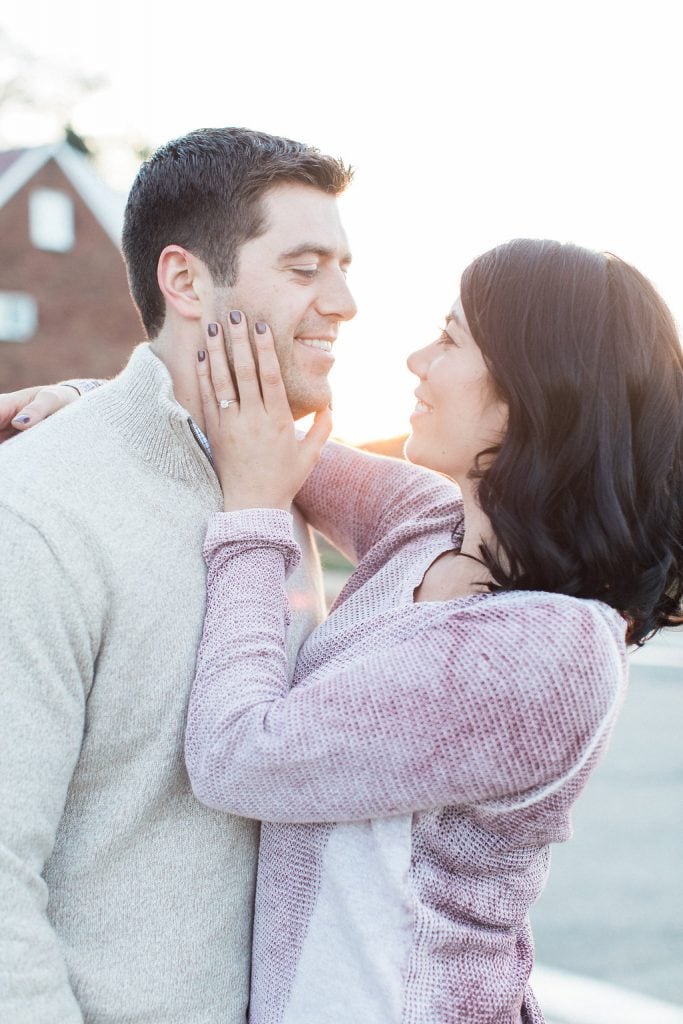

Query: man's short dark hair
[121,127,353,337]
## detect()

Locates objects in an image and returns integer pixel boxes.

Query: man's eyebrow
[279,244,353,264]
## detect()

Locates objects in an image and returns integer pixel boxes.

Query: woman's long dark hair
[460,238,683,645]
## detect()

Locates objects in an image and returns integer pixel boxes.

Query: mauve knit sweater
[185,440,628,1024]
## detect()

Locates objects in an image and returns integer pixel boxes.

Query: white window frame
[0,292,39,343]
[29,187,75,253]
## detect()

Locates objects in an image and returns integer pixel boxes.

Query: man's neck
[149,333,206,432]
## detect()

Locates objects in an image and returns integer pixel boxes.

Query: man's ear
[157,246,208,322]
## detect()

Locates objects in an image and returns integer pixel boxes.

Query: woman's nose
[407,344,431,379]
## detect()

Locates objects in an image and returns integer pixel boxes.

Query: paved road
[531,629,683,1008]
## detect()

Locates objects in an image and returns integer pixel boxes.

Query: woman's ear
[157,246,209,322]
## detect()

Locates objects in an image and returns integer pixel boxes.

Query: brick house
[0,141,143,392]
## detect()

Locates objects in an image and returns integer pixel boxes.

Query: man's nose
[317,272,358,322]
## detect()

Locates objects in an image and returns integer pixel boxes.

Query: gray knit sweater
[0,344,325,1023]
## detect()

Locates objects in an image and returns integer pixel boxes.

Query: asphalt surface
[531,629,683,1007]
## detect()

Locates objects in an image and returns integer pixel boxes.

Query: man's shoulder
[0,395,112,484]
[0,377,147,541]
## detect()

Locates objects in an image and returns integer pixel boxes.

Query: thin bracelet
[57,379,103,396]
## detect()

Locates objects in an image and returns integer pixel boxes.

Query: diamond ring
[219,399,239,409]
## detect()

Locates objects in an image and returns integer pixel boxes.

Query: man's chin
[287,386,332,420]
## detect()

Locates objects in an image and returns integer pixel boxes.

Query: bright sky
[2,0,682,442]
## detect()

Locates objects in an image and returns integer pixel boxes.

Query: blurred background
[1,1,681,1019]
[3,0,683,443]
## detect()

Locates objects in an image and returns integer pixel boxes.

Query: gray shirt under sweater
[0,344,326,1023]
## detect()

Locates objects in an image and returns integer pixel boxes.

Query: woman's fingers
[205,321,239,411]
[253,321,290,418]
[0,385,77,441]
[196,347,219,437]
[199,314,287,419]
[228,311,262,407]
[197,322,236,437]
[300,406,333,465]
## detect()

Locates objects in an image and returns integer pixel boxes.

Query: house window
[0,292,38,343]
[29,188,75,252]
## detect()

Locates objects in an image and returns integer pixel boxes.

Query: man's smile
[295,337,335,357]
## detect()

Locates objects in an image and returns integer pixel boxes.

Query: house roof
[0,149,26,176]
[0,142,126,245]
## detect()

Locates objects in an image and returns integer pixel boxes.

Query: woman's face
[404,299,507,481]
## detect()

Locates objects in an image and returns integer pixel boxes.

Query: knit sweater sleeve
[0,508,94,1024]
[185,510,627,824]
[294,440,461,564]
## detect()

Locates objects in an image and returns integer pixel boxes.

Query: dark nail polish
[13,415,31,424]
[229,310,242,325]
[207,323,218,337]
[198,350,206,362]
[255,321,267,335]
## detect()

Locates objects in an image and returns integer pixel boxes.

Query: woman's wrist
[222,498,292,513]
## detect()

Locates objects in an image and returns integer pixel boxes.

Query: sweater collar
[92,343,217,484]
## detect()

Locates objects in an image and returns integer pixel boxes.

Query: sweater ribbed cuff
[204,509,301,576]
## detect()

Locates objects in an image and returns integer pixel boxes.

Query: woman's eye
[437,329,455,346]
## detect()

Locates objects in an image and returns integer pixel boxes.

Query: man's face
[215,183,357,419]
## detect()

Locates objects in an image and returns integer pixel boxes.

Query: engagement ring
[219,399,238,409]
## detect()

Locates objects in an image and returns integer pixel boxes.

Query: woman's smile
[411,393,434,417]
